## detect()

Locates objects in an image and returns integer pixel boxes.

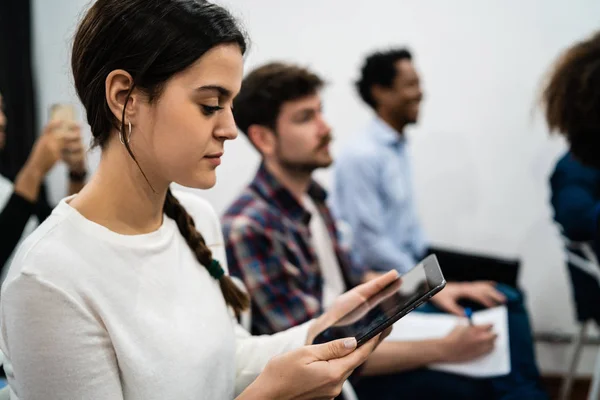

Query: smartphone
[49,103,76,123]
[313,254,446,347]
[49,103,77,138]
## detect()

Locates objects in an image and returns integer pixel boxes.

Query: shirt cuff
[233,320,313,396]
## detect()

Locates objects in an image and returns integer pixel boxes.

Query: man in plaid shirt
[221,62,535,400]
[222,161,362,334]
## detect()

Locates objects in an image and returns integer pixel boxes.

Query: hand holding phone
[49,104,85,172]
[247,333,384,400]
[49,104,76,127]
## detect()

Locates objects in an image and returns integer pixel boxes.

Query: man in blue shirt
[333,49,425,275]
[333,48,547,400]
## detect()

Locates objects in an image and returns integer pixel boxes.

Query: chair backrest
[428,246,520,287]
[557,224,600,324]
[560,233,600,285]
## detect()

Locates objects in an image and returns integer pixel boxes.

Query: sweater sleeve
[172,189,315,396]
[0,192,36,272]
[1,273,124,400]
[233,320,312,396]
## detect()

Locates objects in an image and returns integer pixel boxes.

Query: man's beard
[276,135,332,175]
[278,158,326,175]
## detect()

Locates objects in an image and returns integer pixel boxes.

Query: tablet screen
[313,256,444,345]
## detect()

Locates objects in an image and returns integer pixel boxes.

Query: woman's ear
[105,69,139,126]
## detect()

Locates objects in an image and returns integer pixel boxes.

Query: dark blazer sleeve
[0,192,36,271]
[550,153,600,242]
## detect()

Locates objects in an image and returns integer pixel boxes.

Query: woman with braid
[0,1,394,399]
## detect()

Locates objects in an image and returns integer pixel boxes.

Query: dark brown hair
[72,0,249,313]
[542,31,600,169]
[233,62,324,136]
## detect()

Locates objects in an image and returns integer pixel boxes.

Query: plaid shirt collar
[250,162,329,225]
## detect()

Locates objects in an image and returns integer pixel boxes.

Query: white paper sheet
[386,306,510,377]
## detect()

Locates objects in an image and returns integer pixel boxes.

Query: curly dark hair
[356,48,412,109]
[233,62,324,135]
[542,31,600,169]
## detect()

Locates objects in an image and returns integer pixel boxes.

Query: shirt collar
[251,163,328,225]
[370,116,406,147]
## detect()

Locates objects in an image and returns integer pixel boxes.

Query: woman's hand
[239,334,382,400]
[15,121,68,202]
[24,120,68,178]
[61,123,87,174]
[307,270,399,344]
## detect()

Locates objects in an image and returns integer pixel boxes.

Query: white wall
[33,0,600,375]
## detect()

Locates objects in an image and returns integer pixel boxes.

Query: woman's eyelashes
[201,104,224,116]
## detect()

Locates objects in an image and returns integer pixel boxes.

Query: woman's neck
[69,142,168,235]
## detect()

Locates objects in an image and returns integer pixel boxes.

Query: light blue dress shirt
[332,117,428,274]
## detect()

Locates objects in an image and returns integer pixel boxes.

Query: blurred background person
[332,48,425,277]
[544,33,600,398]
[332,48,546,398]
[550,150,600,322]
[0,92,87,274]
[544,30,600,310]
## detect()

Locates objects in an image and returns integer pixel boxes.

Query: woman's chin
[176,172,217,190]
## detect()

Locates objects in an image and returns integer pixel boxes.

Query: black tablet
[313,255,446,346]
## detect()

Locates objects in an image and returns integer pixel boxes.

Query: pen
[464,307,473,326]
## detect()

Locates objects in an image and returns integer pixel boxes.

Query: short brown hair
[542,31,600,168]
[233,62,324,135]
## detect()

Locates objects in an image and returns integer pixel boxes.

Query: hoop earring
[120,121,132,145]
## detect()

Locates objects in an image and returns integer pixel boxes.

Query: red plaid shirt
[222,163,361,335]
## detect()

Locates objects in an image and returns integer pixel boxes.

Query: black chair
[428,246,520,288]
[558,234,600,400]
